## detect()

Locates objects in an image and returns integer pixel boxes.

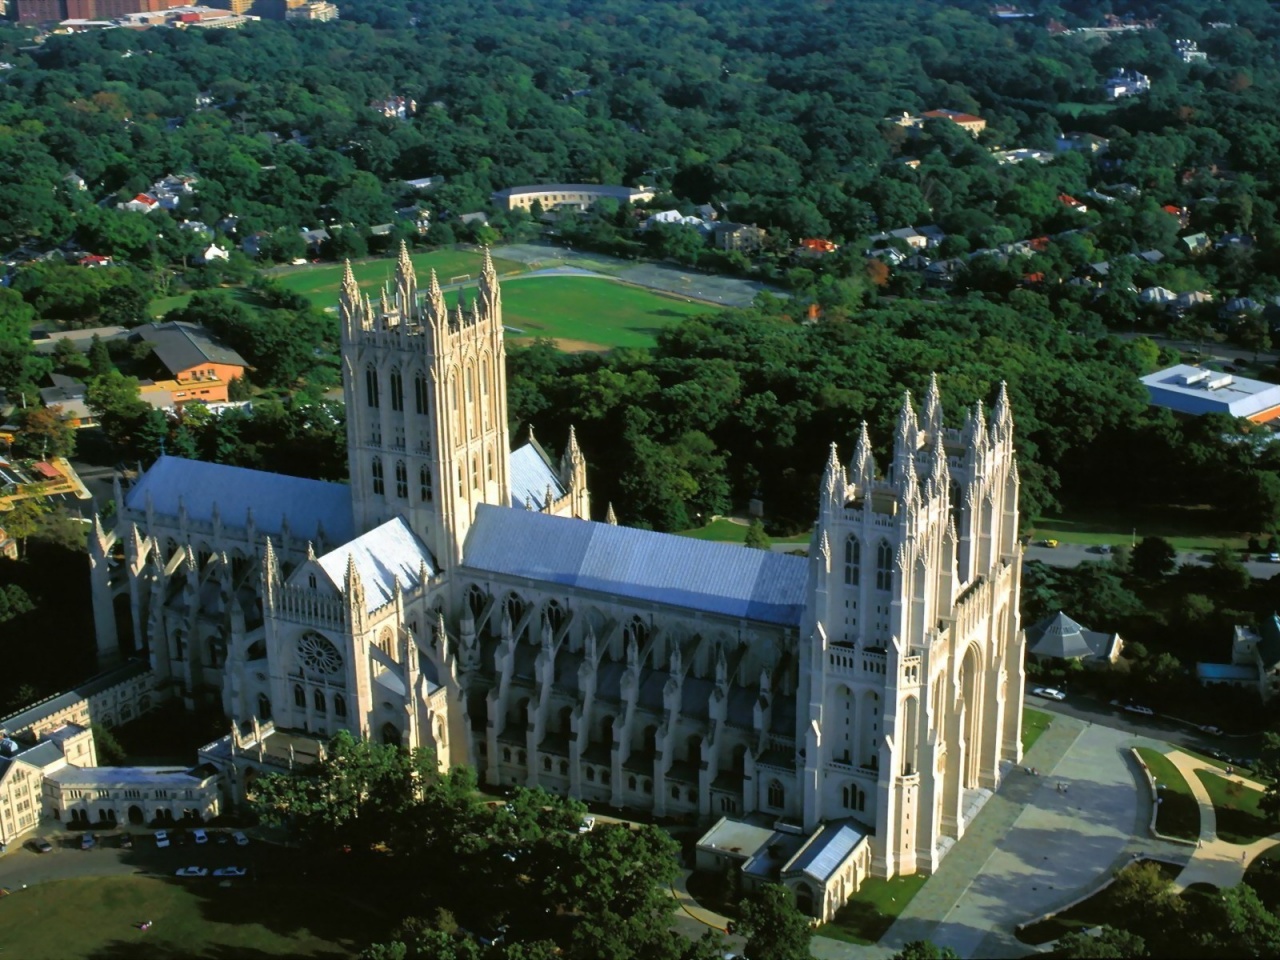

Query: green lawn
[148,285,272,319]
[268,248,524,306]
[676,517,812,545]
[1031,504,1247,551]
[0,875,384,959]
[1016,859,1182,944]
[1022,708,1051,754]
[1135,747,1201,841]
[1195,770,1272,844]
[818,873,929,945]
[497,275,715,351]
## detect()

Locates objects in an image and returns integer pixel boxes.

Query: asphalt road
[1025,689,1264,764]
[1024,541,1280,580]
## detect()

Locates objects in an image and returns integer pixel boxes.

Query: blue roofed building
[1197,614,1280,701]
[87,245,1026,916]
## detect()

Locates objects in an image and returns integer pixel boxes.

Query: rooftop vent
[1206,374,1234,390]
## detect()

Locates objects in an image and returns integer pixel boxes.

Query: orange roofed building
[922,109,987,135]
[137,321,247,405]
[797,238,839,256]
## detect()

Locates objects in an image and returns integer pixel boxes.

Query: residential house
[796,238,838,257]
[299,227,330,252]
[1055,132,1109,155]
[1174,39,1207,63]
[241,231,271,257]
[921,108,986,135]
[1104,69,1150,99]
[180,220,214,241]
[62,172,87,192]
[118,193,160,214]
[1024,611,1123,665]
[867,247,907,266]
[716,223,767,254]
[136,321,248,405]
[457,212,489,228]
[403,176,444,191]
[916,225,947,247]
[1139,286,1177,305]
[1058,194,1088,214]
[867,227,928,250]
[1181,232,1211,255]
[395,204,432,236]
[994,148,1053,165]
[77,254,113,268]
[195,243,229,265]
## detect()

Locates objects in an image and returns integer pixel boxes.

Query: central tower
[341,244,511,570]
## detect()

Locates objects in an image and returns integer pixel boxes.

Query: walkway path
[1161,748,1280,891]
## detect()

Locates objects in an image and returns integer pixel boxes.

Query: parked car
[1125,704,1155,716]
[232,831,249,846]
[80,833,95,850]
[30,837,53,854]
[1201,725,1224,736]
[192,828,208,845]
[1032,687,1066,701]
[175,866,209,877]
[1039,539,1059,548]
[1269,553,1280,563]
[578,816,596,834]
[118,833,133,849]
[212,866,247,877]
[154,830,170,848]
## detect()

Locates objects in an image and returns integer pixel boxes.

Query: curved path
[1162,749,1280,891]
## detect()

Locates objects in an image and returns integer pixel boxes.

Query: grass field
[1195,770,1271,844]
[268,249,524,306]
[1022,708,1052,754]
[817,873,929,945]
[1135,747,1201,841]
[497,276,715,351]
[148,285,272,319]
[0,875,384,959]
[1030,504,1247,551]
[676,517,812,545]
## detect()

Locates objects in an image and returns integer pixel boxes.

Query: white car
[154,830,170,849]
[212,866,247,877]
[578,816,596,834]
[232,831,249,846]
[1033,687,1066,701]
[192,828,208,845]
[175,866,209,877]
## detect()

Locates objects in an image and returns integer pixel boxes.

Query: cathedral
[88,244,1024,918]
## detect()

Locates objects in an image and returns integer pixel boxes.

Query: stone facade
[88,244,1024,912]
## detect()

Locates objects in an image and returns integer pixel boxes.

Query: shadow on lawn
[88,943,348,960]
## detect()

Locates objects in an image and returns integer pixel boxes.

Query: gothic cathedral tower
[341,244,512,571]
[797,377,1024,881]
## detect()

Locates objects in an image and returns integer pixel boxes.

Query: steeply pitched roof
[509,441,565,509]
[785,819,867,883]
[314,517,435,613]
[1026,611,1116,660]
[462,505,809,626]
[0,660,149,736]
[125,456,353,544]
[137,321,248,374]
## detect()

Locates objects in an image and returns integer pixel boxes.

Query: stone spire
[395,239,417,314]
[894,390,919,467]
[426,268,446,325]
[990,380,1013,443]
[339,260,362,337]
[605,502,618,525]
[923,372,943,439]
[849,421,876,490]
[820,442,845,514]
[926,429,949,500]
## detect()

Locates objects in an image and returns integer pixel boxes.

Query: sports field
[269,249,524,305]
[0,875,383,959]
[496,275,715,351]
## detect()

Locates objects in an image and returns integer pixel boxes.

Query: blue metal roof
[787,820,866,883]
[462,505,809,627]
[1195,662,1257,681]
[509,442,565,510]
[125,456,354,544]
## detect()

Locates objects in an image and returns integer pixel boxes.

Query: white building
[88,245,1025,918]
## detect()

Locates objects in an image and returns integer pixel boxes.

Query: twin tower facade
[90,244,1024,901]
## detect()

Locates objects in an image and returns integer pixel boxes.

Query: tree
[1056,926,1147,958]
[1130,537,1177,579]
[91,722,126,764]
[12,406,76,460]
[891,942,960,960]
[3,496,46,558]
[87,333,112,377]
[744,518,772,550]
[84,369,149,452]
[735,885,813,960]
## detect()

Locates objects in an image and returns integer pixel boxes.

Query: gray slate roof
[314,517,435,613]
[125,456,354,544]
[462,505,809,626]
[1025,611,1116,661]
[137,321,248,374]
[0,660,149,737]
[786,819,867,883]
[509,441,565,509]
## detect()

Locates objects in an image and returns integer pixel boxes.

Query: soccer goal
[449,273,471,284]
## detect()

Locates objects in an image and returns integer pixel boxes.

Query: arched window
[389,369,403,412]
[313,688,327,713]
[449,375,461,434]
[671,785,680,800]
[845,536,860,586]
[486,444,494,482]
[628,775,637,791]
[505,593,526,626]
[857,788,866,812]
[481,358,491,426]
[559,759,569,775]
[395,460,408,499]
[586,767,595,782]
[333,694,346,718]
[365,365,379,408]
[472,454,480,490]
[768,779,784,808]
[258,694,272,720]
[420,465,433,502]
[414,373,429,415]
[876,539,894,591]
[465,366,475,436]
[371,457,384,495]
[545,600,566,632]
[293,685,305,708]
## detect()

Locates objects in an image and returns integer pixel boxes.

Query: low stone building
[1024,612,1123,665]
[0,724,96,846]
[1197,615,1280,701]
[43,763,221,828]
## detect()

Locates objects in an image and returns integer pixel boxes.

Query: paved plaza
[812,715,1186,960]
